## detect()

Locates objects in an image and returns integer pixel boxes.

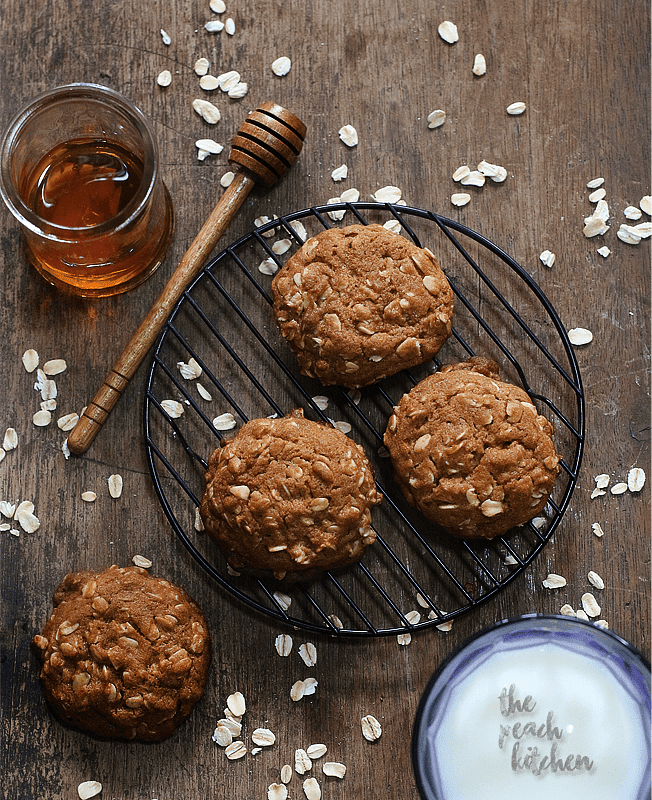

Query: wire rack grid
[144,202,585,637]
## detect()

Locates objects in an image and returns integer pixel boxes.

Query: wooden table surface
[1,1,649,798]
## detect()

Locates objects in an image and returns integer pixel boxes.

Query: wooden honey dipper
[67,101,306,455]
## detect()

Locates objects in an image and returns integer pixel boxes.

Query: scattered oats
[610,482,628,495]
[160,29,171,45]
[361,714,382,741]
[268,784,288,800]
[340,187,360,202]
[472,52,487,75]
[195,58,210,75]
[397,632,412,646]
[299,642,317,667]
[219,716,242,735]
[3,428,17,450]
[531,516,547,529]
[416,593,430,609]
[438,20,459,43]
[252,728,276,746]
[225,17,235,35]
[295,748,312,774]
[576,609,589,620]
[632,221,652,238]
[81,491,97,503]
[33,409,51,427]
[255,215,278,236]
[597,246,611,257]
[272,56,292,76]
[383,219,402,233]
[567,327,593,346]
[311,395,329,411]
[43,358,66,375]
[9,528,19,537]
[213,412,236,430]
[228,82,248,99]
[586,178,604,189]
[583,216,609,237]
[77,781,102,800]
[41,399,57,412]
[595,474,610,488]
[258,257,279,276]
[273,590,292,610]
[328,614,343,630]
[452,165,470,182]
[197,148,210,162]
[302,778,321,800]
[373,185,402,203]
[281,765,293,784]
[0,449,6,464]
[157,69,172,87]
[592,522,605,537]
[588,187,606,203]
[593,199,610,222]
[161,399,184,418]
[177,357,202,379]
[539,250,556,268]
[559,603,576,617]
[338,125,358,147]
[217,70,241,90]
[405,610,421,625]
[205,20,225,32]
[57,413,79,431]
[627,467,646,492]
[226,691,246,717]
[594,619,609,630]
[640,195,652,215]
[590,488,606,499]
[302,677,318,696]
[477,160,506,181]
[306,744,327,759]
[290,220,307,241]
[108,473,123,498]
[323,762,346,779]
[62,438,70,459]
[504,555,518,565]
[275,633,293,657]
[460,170,485,187]
[190,383,209,403]
[194,507,205,531]
[581,592,601,618]
[132,554,152,568]
[333,420,351,434]
[41,378,57,401]
[15,501,40,533]
[225,741,247,760]
[617,224,641,244]
[331,164,348,182]
[192,98,221,124]
[0,501,16,518]
[0,523,10,531]
[543,573,567,589]
[624,205,642,220]
[451,192,471,206]
[588,570,604,590]
[210,0,226,11]
[506,102,526,115]
[22,349,39,372]
[221,171,235,187]
[436,620,453,632]
[272,238,292,255]
[427,109,446,128]
[199,74,221,90]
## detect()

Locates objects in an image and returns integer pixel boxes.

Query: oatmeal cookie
[200,410,381,581]
[32,565,211,741]
[383,358,560,538]
[271,224,454,388]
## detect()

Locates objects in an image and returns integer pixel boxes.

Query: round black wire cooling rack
[144,202,585,637]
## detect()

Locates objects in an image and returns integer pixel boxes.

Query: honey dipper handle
[67,171,256,455]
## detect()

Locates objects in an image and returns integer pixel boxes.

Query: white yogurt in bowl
[412,615,651,800]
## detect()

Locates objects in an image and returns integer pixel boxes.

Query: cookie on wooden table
[271,223,454,388]
[383,357,560,539]
[32,565,211,741]
[200,409,382,581]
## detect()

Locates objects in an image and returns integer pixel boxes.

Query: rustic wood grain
[1,1,649,798]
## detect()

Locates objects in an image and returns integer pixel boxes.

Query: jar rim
[0,83,159,240]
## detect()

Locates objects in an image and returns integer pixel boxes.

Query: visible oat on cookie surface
[32,565,210,741]
[199,410,381,581]
[271,224,454,388]
[383,358,559,539]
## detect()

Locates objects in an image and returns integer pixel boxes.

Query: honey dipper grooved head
[229,101,306,187]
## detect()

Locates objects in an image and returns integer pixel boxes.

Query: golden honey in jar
[0,84,173,297]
